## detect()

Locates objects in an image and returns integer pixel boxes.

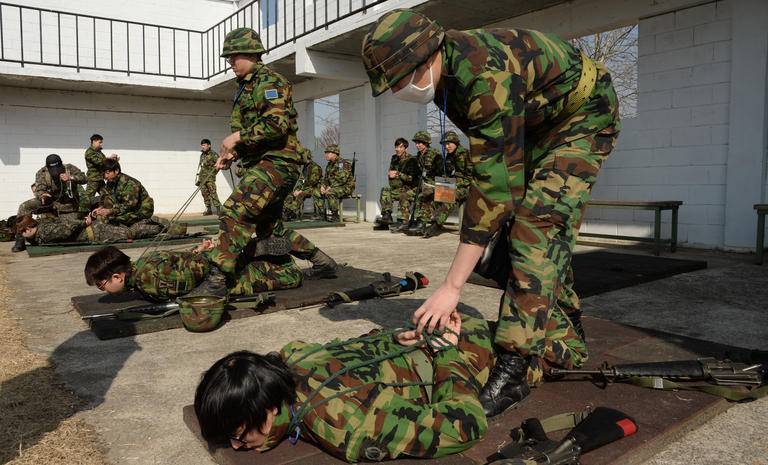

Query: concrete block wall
[0,86,232,217]
[584,0,734,248]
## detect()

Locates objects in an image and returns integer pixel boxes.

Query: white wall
[583,1,735,248]
[0,86,233,217]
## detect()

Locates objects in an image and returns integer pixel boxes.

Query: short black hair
[201,139,211,145]
[394,138,409,148]
[84,246,132,286]
[90,134,103,142]
[195,350,297,444]
[103,158,121,173]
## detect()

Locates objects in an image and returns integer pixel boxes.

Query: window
[262,0,278,27]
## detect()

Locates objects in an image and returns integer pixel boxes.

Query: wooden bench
[755,204,768,265]
[580,200,683,256]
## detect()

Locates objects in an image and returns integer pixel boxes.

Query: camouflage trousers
[379,186,416,220]
[283,192,311,221]
[83,220,164,243]
[312,186,353,215]
[17,196,81,217]
[84,178,104,208]
[199,180,221,210]
[229,255,303,295]
[430,186,470,226]
[497,127,619,386]
[206,159,318,275]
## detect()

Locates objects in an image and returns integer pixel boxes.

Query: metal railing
[0,0,387,81]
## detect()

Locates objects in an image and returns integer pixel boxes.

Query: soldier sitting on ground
[196,138,222,216]
[194,311,492,461]
[283,155,323,221]
[11,154,88,252]
[14,214,171,247]
[92,158,154,227]
[374,137,420,230]
[84,240,301,303]
[314,145,355,222]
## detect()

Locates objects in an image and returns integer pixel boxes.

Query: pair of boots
[396,221,443,238]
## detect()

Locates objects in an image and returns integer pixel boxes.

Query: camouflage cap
[412,131,431,144]
[221,27,266,57]
[361,9,445,97]
[441,131,460,144]
[324,144,341,155]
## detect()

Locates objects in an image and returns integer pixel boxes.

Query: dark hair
[90,134,103,142]
[195,350,297,444]
[103,158,121,173]
[394,137,409,148]
[201,139,211,145]
[14,214,38,235]
[84,246,132,286]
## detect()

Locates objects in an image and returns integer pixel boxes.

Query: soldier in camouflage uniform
[195,311,494,461]
[84,134,120,208]
[401,131,446,235]
[196,138,222,216]
[422,130,474,239]
[197,27,338,293]
[15,214,166,246]
[93,158,154,226]
[283,156,323,221]
[363,10,620,416]
[376,137,420,228]
[314,145,355,222]
[84,245,302,303]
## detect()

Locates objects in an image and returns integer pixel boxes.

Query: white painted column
[295,98,316,152]
[724,0,768,248]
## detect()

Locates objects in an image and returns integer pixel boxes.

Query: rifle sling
[625,376,768,402]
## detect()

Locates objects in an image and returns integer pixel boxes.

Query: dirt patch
[0,266,109,465]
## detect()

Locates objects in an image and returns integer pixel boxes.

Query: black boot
[11,235,26,253]
[422,222,442,238]
[247,236,292,258]
[303,248,339,279]
[479,351,530,417]
[381,212,393,224]
[329,212,341,223]
[373,212,393,231]
[391,221,412,234]
[203,207,213,216]
[403,221,426,236]
[187,264,228,298]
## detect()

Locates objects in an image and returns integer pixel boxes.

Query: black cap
[46,154,64,177]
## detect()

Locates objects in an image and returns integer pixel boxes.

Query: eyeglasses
[226,55,240,65]
[229,429,247,448]
[96,277,111,291]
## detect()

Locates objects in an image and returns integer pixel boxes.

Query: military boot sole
[252,236,292,258]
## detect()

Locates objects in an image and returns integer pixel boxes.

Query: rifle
[325,272,429,307]
[82,293,274,321]
[487,407,637,465]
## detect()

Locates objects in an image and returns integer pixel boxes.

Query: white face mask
[393,64,435,104]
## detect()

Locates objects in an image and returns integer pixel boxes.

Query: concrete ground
[1,222,767,465]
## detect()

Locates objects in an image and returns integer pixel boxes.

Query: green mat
[26,234,207,257]
[199,219,346,233]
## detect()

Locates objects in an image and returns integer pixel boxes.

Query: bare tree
[572,25,638,118]
[318,122,340,150]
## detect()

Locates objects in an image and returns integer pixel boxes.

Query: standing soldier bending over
[283,155,322,221]
[196,138,222,216]
[422,131,473,239]
[314,145,355,222]
[375,137,420,230]
[195,27,339,297]
[363,10,620,416]
[92,158,154,227]
[84,134,120,208]
[11,154,87,252]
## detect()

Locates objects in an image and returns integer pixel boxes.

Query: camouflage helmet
[221,27,266,57]
[324,144,341,155]
[412,131,432,144]
[361,9,445,97]
[177,295,226,332]
[441,131,461,145]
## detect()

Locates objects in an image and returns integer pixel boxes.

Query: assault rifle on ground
[486,407,637,465]
[82,293,274,321]
[325,272,429,307]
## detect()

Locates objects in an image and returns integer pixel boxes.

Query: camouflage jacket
[269,315,492,462]
[99,173,154,224]
[196,149,219,185]
[323,157,355,192]
[452,145,473,190]
[416,147,445,182]
[84,147,107,180]
[438,28,620,245]
[126,251,209,302]
[387,153,421,190]
[231,62,309,167]
[296,160,323,195]
[33,164,87,209]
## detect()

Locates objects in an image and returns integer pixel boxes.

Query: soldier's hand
[388,170,398,179]
[59,173,71,182]
[109,154,120,161]
[85,214,93,226]
[215,152,235,171]
[394,329,423,347]
[293,190,302,197]
[220,131,241,157]
[413,283,460,334]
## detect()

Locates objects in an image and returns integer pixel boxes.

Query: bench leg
[671,207,678,253]
[653,208,661,256]
[757,212,765,265]
[356,197,361,223]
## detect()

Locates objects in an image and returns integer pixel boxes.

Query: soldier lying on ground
[194,311,491,462]
[84,242,301,303]
[14,214,168,246]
